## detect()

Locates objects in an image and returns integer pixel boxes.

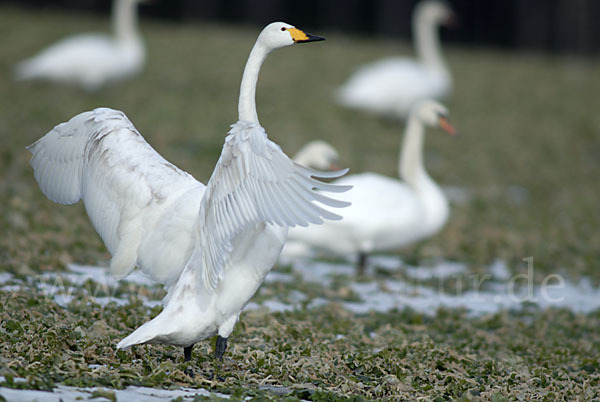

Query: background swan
[293,140,340,170]
[28,22,349,364]
[284,100,455,273]
[336,0,455,118]
[15,0,145,91]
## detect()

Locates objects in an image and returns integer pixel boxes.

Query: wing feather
[198,120,351,293]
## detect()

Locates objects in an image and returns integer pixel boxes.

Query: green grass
[1,5,600,400]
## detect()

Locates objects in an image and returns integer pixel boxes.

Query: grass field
[1,5,599,401]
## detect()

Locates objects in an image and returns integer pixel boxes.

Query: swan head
[294,141,340,170]
[257,22,325,51]
[412,100,456,135]
[415,0,456,27]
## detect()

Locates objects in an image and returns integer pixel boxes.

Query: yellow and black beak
[288,28,325,43]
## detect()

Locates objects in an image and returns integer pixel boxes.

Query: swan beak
[439,116,456,135]
[289,28,325,43]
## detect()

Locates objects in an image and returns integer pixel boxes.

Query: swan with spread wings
[28,22,350,364]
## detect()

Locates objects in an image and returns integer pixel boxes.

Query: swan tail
[117,315,167,349]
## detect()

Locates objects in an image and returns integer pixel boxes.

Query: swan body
[28,22,348,358]
[15,0,145,91]
[336,0,454,118]
[284,100,454,271]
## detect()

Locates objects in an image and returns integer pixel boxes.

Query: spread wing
[198,120,351,292]
[27,107,203,281]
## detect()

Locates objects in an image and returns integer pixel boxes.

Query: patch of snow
[92,297,130,307]
[88,364,105,370]
[1,285,22,292]
[0,385,229,402]
[1,386,91,402]
[342,274,600,316]
[403,261,468,280]
[32,264,165,310]
[292,260,355,286]
[282,257,600,317]
[53,293,75,308]
[261,300,295,313]
[0,272,14,284]
[367,255,403,271]
[67,264,157,287]
[244,292,306,313]
[306,297,329,310]
[142,298,162,309]
[489,259,511,281]
[288,290,307,303]
[114,385,230,401]
[264,271,294,284]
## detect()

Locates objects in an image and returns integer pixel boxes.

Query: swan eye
[281,27,287,31]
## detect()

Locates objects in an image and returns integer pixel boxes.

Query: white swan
[293,140,340,170]
[284,100,455,273]
[15,0,145,91]
[336,0,455,118]
[28,22,350,363]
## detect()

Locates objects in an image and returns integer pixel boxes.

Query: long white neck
[113,0,139,43]
[413,14,446,69]
[399,116,429,189]
[238,41,270,124]
[399,115,448,233]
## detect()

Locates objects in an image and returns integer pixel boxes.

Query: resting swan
[28,22,350,364]
[293,140,340,171]
[336,0,455,118]
[15,0,145,91]
[284,100,455,273]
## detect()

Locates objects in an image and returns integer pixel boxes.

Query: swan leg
[215,336,228,360]
[183,344,194,377]
[357,252,368,275]
[184,344,194,362]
